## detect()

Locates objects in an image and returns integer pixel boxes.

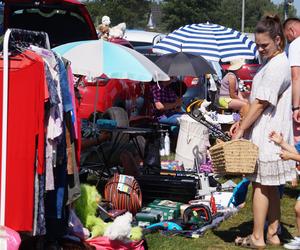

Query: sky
[272,0,300,16]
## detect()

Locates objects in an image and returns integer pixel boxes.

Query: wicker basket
[209,139,258,175]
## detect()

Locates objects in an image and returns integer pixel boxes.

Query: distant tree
[159,0,220,32]
[83,0,151,28]
[159,0,297,33]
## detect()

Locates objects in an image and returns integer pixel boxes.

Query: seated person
[151,77,183,126]
[218,59,248,111]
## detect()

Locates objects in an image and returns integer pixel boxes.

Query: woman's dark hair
[255,14,285,51]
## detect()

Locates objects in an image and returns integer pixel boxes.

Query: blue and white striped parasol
[153,23,257,62]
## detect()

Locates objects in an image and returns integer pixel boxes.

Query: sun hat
[228,59,244,71]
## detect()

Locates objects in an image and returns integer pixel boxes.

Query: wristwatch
[292,106,300,111]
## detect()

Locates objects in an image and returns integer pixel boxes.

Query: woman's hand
[229,122,240,137]
[279,150,292,160]
[293,109,300,123]
[231,128,245,140]
[229,121,244,139]
[269,131,283,145]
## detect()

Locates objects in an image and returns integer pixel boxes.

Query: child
[269,131,300,250]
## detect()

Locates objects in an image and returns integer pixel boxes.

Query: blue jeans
[158,113,182,126]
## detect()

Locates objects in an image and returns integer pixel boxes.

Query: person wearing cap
[218,59,248,111]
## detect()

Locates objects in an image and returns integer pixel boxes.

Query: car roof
[124,29,166,44]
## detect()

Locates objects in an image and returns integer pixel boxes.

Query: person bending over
[81,131,140,177]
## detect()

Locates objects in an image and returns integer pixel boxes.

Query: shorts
[218,97,232,109]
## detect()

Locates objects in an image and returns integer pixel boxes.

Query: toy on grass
[146,221,183,232]
[74,184,142,241]
[104,212,142,241]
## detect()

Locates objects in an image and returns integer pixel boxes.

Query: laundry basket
[209,139,258,175]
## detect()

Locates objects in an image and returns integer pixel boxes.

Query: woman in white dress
[232,15,295,248]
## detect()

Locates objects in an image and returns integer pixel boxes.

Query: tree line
[83,0,297,33]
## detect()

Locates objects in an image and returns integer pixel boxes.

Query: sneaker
[284,237,300,250]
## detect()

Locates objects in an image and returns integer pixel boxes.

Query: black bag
[136,173,198,203]
[143,135,161,174]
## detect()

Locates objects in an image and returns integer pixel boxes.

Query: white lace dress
[246,52,296,185]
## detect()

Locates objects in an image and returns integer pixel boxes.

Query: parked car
[77,77,152,122]
[2,0,153,124]
[124,29,166,61]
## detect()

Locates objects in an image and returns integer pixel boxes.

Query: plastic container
[159,133,165,156]
[164,132,170,156]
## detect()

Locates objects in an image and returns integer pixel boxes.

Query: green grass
[145,183,300,250]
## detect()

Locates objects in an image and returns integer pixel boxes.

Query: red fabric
[0,50,45,231]
[75,95,81,167]
[86,236,145,250]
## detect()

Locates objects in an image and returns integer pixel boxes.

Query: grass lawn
[145,183,300,250]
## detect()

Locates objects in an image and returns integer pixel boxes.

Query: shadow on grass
[282,185,300,199]
[213,220,294,244]
[213,220,253,243]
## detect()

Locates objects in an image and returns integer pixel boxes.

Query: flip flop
[266,239,281,246]
[266,233,281,246]
[235,235,266,249]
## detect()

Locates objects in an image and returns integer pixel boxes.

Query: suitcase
[136,172,197,203]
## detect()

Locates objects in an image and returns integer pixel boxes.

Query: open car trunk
[3,0,97,47]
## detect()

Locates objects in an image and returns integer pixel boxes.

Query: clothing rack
[1,28,50,226]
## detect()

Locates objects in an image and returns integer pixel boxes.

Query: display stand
[1,29,50,226]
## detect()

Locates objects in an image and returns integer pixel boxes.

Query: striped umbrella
[153,23,257,62]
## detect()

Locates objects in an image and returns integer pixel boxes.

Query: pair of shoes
[284,237,300,249]
[235,235,266,249]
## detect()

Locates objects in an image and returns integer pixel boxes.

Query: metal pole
[1,29,11,226]
[241,0,245,33]
[284,0,288,20]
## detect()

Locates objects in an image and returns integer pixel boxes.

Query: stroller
[185,98,231,142]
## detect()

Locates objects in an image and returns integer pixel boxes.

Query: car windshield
[8,7,94,47]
